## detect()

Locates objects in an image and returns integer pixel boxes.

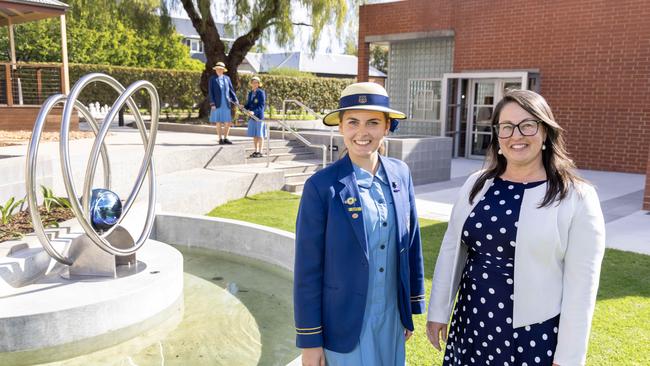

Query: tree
[369,44,388,74]
[0,0,202,70]
[163,0,348,117]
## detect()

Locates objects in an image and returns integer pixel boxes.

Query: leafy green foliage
[370,44,388,74]
[69,63,204,112]
[236,73,353,114]
[266,67,315,78]
[0,0,200,70]
[68,64,351,115]
[41,186,71,213]
[0,196,24,225]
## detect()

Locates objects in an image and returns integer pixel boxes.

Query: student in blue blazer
[208,61,238,145]
[294,82,425,366]
[244,76,266,158]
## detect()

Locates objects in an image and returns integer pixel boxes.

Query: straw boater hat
[250,76,263,86]
[323,82,406,132]
[212,62,227,72]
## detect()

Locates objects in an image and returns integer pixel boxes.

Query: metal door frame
[440,71,530,158]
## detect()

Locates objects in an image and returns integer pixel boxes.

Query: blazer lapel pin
[392,181,400,192]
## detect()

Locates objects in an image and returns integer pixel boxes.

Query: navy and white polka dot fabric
[443,177,560,366]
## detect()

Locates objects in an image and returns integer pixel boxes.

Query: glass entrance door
[467,80,496,158]
[466,79,522,158]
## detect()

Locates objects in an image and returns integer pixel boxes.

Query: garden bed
[0,206,74,242]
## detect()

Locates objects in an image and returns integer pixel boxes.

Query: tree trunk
[180,0,275,120]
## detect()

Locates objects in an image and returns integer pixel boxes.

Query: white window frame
[407,78,442,123]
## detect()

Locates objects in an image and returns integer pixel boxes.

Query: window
[187,39,203,54]
[408,79,441,122]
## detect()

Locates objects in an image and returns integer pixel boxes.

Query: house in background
[240,51,387,85]
[171,17,235,63]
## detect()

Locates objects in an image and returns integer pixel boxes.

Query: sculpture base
[67,225,136,278]
[0,240,183,360]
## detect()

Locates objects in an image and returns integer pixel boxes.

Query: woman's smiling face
[339,110,389,160]
[497,102,547,168]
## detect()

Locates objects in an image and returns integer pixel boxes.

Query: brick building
[357,0,650,210]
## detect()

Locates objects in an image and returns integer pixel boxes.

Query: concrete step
[282,182,305,193]
[246,151,316,163]
[271,160,323,174]
[244,145,309,155]
[155,166,285,214]
[284,172,315,184]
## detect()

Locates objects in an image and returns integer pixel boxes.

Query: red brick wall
[645,153,650,210]
[359,0,650,175]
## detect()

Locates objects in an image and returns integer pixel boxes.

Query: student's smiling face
[339,110,389,160]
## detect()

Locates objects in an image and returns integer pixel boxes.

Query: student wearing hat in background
[293,82,425,365]
[244,76,266,158]
[208,61,238,145]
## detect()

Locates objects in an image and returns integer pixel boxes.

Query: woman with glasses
[426,90,605,366]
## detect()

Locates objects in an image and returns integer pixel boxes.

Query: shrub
[69,64,353,116]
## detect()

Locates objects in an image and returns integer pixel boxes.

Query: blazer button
[382,222,388,227]
[379,267,384,273]
[380,244,386,250]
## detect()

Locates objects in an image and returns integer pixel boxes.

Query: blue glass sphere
[90,189,122,232]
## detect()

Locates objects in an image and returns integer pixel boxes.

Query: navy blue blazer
[208,74,238,107]
[244,89,265,120]
[293,154,425,352]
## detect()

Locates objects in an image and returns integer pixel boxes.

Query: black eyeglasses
[493,119,541,138]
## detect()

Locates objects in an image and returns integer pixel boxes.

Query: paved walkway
[415,159,649,255]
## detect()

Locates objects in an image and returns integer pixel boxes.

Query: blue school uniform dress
[208,74,237,123]
[244,88,266,137]
[325,163,405,365]
[443,177,560,366]
[294,154,425,365]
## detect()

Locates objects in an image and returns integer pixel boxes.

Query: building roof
[171,17,235,42]
[0,0,68,26]
[4,0,67,8]
[245,51,387,78]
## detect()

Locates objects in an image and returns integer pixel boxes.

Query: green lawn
[208,191,650,365]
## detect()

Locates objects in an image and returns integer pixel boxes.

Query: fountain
[0,74,299,365]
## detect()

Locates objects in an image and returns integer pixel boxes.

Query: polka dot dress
[443,177,560,366]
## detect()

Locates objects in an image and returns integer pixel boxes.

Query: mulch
[0,206,74,242]
[0,130,98,147]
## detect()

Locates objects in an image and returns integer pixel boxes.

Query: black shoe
[249,152,258,158]
[218,138,225,145]
[254,152,263,158]
[223,138,233,145]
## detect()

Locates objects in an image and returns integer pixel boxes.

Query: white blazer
[427,171,606,366]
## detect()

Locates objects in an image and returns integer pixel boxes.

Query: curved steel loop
[60,73,159,256]
[26,95,112,265]
[81,80,159,254]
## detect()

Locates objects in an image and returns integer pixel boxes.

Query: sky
[170,1,395,54]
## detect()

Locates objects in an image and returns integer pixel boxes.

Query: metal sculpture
[25,73,159,277]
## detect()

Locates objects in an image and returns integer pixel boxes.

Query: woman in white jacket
[426,90,605,366]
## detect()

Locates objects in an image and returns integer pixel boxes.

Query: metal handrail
[229,100,326,169]
[281,99,332,166]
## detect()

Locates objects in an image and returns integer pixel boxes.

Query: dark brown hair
[469,90,584,207]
